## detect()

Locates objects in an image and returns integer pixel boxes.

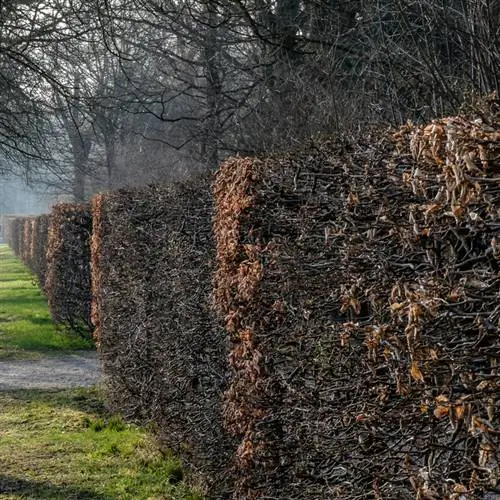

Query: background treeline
[5,107,499,498]
[0,0,498,202]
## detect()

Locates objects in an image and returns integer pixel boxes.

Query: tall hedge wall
[21,217,35,268]
[91,178,233,497]
[213,112,499,498]
[7,217,25,258]
[4,214,50,288]
[31,214,51,287]
[45,203,93,337]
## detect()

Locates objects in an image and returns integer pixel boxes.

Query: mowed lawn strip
[0,244,202,499]
[0,387,202,499]
[0,244,92,359]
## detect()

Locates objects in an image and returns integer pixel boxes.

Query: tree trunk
[202,3,222,168]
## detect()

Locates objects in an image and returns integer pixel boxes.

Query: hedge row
[32,214,51,288]
[6,216,38,275]
[45,203,93,337]
[91,111,497,498]
[5,205,93,339]
[4,109,498,498]
[6,217,25,259]
[212,113,499,498]
[91,179,234,496]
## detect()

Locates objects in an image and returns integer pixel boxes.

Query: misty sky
[0,176,58,216]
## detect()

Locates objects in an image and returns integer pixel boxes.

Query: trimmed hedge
[91,178,233,497]
[21,217,35,269]
[3,110,496,499]
[45,203,93,337]
[213,112,499,498]
[5,214,50,288]
[31,214,51,287]
[7,217,25,258]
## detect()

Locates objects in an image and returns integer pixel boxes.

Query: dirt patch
[0,352,100,390]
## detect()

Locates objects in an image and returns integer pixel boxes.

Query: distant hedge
[213,112,499,498]
[21,217,35,270]
[91,178,233,497]
[31,214,51,287]
[7,217,25,258]
[45,203,93,337]
[2,110,497,499]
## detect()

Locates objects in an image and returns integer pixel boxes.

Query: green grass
[0,245,92,359]
[0,243,203,498]
[0,387,203,499]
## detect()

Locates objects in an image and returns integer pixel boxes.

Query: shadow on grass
[26,316,53,326]
[1,387,108,416]
[0,296,46,308]
[0,474,107,499]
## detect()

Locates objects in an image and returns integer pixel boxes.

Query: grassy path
[0,245,91,360]
[0,245,201,499]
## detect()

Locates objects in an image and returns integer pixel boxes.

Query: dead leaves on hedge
[214,104,499,498]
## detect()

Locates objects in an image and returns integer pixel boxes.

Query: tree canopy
[0,0,498,199]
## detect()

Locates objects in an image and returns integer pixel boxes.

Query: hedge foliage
[45,203,93,338]
[5,214,50,287]
[6,217,25,258]
[3,108,498,499]
[212,111,499,498]
[4,207,91,340]
[91,178,233,497]
[31,214,51,287]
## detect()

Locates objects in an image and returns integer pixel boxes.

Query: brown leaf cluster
[213,109,499,498]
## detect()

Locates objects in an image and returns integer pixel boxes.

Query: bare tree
[0,1,100,195]
[1,0,497,192]
[54,72,93,201]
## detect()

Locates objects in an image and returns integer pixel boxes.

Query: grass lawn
[0,244,203,499]
[0,387,202,499]
[0,244,92,359]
